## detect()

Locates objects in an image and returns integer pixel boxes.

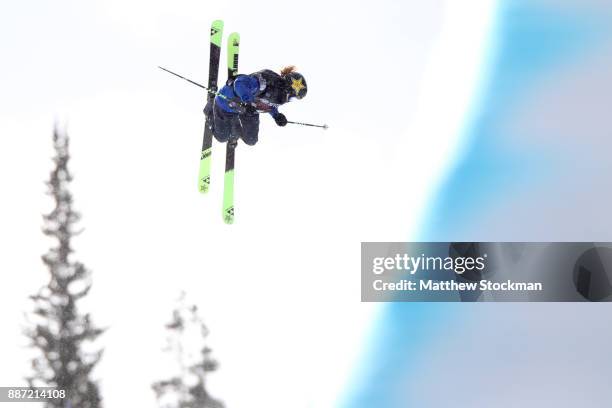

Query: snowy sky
[0,0,495,407]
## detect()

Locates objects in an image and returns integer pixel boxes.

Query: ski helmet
[284,72,307,101]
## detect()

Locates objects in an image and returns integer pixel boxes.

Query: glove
[245,104,257,115]
[228,98,246,114]
[273,113,288,127]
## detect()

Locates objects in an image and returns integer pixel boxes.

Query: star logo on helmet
[290,78,305,95]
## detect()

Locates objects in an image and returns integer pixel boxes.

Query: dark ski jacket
[216,70,289,116]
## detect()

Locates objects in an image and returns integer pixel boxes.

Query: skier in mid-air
[204,65,308,146]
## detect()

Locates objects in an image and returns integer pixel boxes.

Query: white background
[0,0,495,406]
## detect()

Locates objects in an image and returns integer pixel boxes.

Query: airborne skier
[204,66,308,146]
[159,20,323,224]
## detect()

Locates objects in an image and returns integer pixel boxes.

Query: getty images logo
[372,252,488,275]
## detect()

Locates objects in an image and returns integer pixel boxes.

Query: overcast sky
[0,0,495,406]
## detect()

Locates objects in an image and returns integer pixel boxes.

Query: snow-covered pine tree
[25,126,104,408]
[152,293,223,408]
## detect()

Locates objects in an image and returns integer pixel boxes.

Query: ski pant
[212,101,260,146]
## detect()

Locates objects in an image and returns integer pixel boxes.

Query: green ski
[198,19,224,194]
[223,32,240,224]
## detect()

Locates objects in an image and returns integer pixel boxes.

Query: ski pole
[158,66,213,92]
[159,67,328,129]
[287,120,329,130]
[158,66,236,103]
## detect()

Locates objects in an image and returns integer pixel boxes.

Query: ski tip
[223,207,235,224]
[323,124,329,130]
[211,20,224,46]
[228,32,240,43]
